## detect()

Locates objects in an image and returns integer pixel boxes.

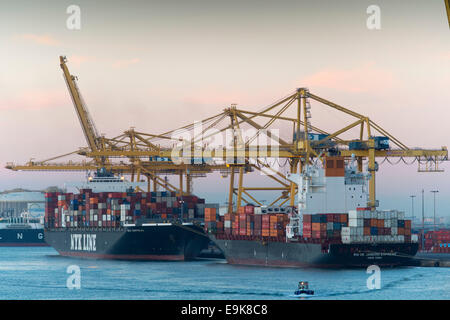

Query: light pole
[410,195,416,222]
[430,190,439,231]
[421,189,425,250]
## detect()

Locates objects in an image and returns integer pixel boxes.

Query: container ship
[0,213,48,247]
[208,156,419,268]
[44,170,211,260]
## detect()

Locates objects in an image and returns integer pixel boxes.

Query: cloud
[0,90,67,111]
[15,34,60,46]
[68,55,95,66]
[112,58,140,68]
[440,52,450,60]
[298,62,397,93]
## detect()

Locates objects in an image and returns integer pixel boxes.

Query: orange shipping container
[205,208,216,215]
[377,219,383,228]
[364,227,370,235]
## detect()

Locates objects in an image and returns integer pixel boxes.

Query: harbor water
[0,247,448,300]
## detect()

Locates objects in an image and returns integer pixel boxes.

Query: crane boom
[446,0,450,28]
[60,56,100,152]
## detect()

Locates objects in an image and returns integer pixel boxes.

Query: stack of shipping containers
[422,230,450,253]
[341,208,414,244]
[207,205,290,240]
[209,205,415,245]
[45,190,208,228]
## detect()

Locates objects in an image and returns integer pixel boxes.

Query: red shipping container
[244,206,254,215]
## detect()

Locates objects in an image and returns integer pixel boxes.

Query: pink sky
[1,0,449,216]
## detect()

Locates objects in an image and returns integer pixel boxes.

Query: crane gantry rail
[6,57,448,214]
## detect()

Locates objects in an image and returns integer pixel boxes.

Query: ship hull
[45,224,210,261]
[210,236,419,268]
[0,228,48,247]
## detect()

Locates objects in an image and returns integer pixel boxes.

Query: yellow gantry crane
[76,88,448,211]
[59,56,106,165]
[6,58,448,213]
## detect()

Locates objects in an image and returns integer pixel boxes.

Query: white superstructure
[286,156,370,238]
[72,169,146,193]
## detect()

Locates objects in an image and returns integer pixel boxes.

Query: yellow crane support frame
[6,57,448,212]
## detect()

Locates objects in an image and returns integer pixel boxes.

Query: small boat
[294,281,314,297]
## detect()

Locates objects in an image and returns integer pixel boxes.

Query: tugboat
[294,281,314,297]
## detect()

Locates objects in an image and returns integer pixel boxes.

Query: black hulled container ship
[208,156,419,268]
[44,170,210,260]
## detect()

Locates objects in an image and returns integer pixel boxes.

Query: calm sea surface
[0,247,448,300]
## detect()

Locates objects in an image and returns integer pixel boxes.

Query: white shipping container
[348,210,358,220]
[342,235,351,244]
[94,215,98,222]
[349,219,363,227]
[411,234,418,242]
[224,221,231,228]
[391,227,398,235]
[107,214,111,221]
[254,207,262,215]
[98,221,102,227]
[384,220,391,227]
[341,227,351,235]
